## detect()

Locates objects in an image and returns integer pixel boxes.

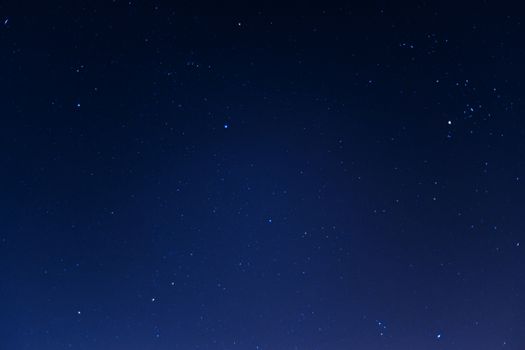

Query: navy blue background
[1,1,524,349]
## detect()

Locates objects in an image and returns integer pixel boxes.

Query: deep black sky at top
[1,1,524,349]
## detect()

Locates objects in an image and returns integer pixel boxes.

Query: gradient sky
[1,1,524,349]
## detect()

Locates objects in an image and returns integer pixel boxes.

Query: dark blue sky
[1,1,524,349]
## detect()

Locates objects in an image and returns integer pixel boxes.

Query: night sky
[1,1,525,349]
